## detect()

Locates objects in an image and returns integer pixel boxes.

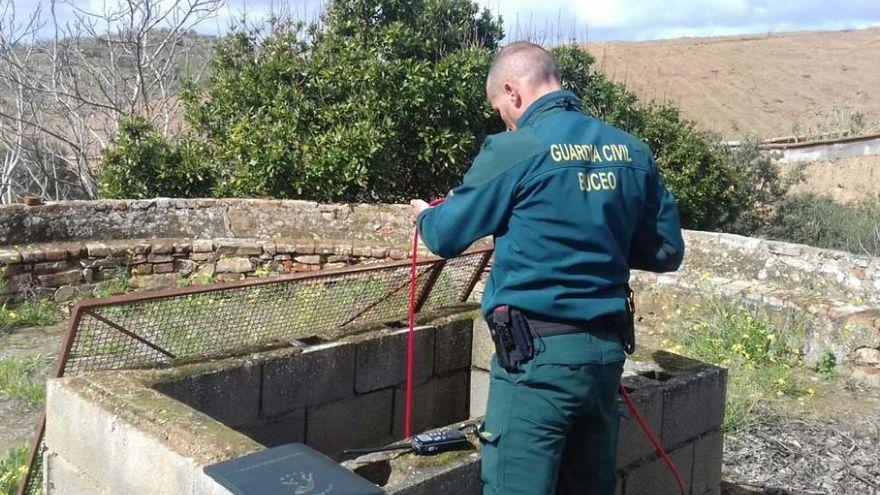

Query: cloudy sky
[9,0,880,42]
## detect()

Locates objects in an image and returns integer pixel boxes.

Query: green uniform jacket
[417,90,684,322]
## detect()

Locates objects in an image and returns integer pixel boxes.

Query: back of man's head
[486,41,561,99]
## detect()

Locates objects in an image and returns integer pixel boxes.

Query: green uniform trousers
[478,331,626,495]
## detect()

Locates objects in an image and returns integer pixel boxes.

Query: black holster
[623,286,636,355]
[487,306,535,372]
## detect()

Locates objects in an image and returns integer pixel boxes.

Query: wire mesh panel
[19,247,492,494]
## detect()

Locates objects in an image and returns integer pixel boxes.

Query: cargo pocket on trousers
[477,420,503,488]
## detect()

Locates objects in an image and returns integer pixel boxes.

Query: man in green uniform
[411,42,684,495]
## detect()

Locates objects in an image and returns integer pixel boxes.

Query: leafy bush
[758,194,880,256]
[98,116,216,199]
[180,2,502,202]
[100,0,791,232]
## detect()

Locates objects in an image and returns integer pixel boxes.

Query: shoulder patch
[465,130,543,186]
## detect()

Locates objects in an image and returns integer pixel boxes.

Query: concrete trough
[43,311,725,495]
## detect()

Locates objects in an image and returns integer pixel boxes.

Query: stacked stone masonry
[43,314,725,495]
[630,230,880,372]
[0,199,477,301]
[0,237,430,301]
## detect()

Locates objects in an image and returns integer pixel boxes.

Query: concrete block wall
[155,321,474,458]
[469,317,726,495]
[44,378,236,495]
[42,313,724,495]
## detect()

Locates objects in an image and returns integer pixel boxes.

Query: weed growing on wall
[667,299,812,431]
[92,275,131,299]
[815,350,837,378]
[0,445,27,495]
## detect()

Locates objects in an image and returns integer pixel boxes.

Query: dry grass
[782,155,880,203]
[587,27,880,140]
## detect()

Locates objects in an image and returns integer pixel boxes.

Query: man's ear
[504,82,521,108]
[504,82,515,99]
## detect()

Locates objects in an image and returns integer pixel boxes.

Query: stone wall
[0,237,428,301]
[5,198,878,378]
[0,199,414,246]
[631,230,880,370]
[0,199,454,301]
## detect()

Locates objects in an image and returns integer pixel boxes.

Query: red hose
[619,385,687,494]
[405,197,685,495]
[405,197,445,438]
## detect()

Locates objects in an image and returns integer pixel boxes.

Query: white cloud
[11,0,880,42]
[476,0,880,41]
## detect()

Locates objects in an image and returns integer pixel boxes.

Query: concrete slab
[471,318,495,371]
[392,371,470,438]
[156,362,261,428]
[355,326,435,393]
[660,365,727,447]
[307,389,394,456]
[387,453,481,495]
[239,409,306,448]
[45,379,199,495]
[622,442,694,495]
[617,375,664,469]
[44,452,108,495]
[469,369,490,419]
[262,341,356,417]
[434,319,474,374]
[690,429,723,495]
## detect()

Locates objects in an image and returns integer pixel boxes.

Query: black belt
[522,312,628,338]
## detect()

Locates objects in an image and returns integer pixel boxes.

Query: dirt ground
[587,28,880,140]
[783,155,880,202]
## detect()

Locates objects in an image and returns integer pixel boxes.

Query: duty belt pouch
[488,306,535,372]
[623,286,636,355]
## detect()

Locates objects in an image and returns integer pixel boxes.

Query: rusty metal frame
[17,246,493,494]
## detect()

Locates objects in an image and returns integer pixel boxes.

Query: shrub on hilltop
[99,0,788,232]
[98,116,216,199]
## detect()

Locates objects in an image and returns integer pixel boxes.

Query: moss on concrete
[58,370,262,466]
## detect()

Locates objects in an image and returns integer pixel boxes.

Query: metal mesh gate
[19,247,492,494]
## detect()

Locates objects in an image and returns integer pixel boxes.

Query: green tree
[104,0,790,233]
[98,116,216,199]
[182,1,503,202]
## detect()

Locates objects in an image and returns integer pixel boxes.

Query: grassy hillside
[588,27,880,140]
